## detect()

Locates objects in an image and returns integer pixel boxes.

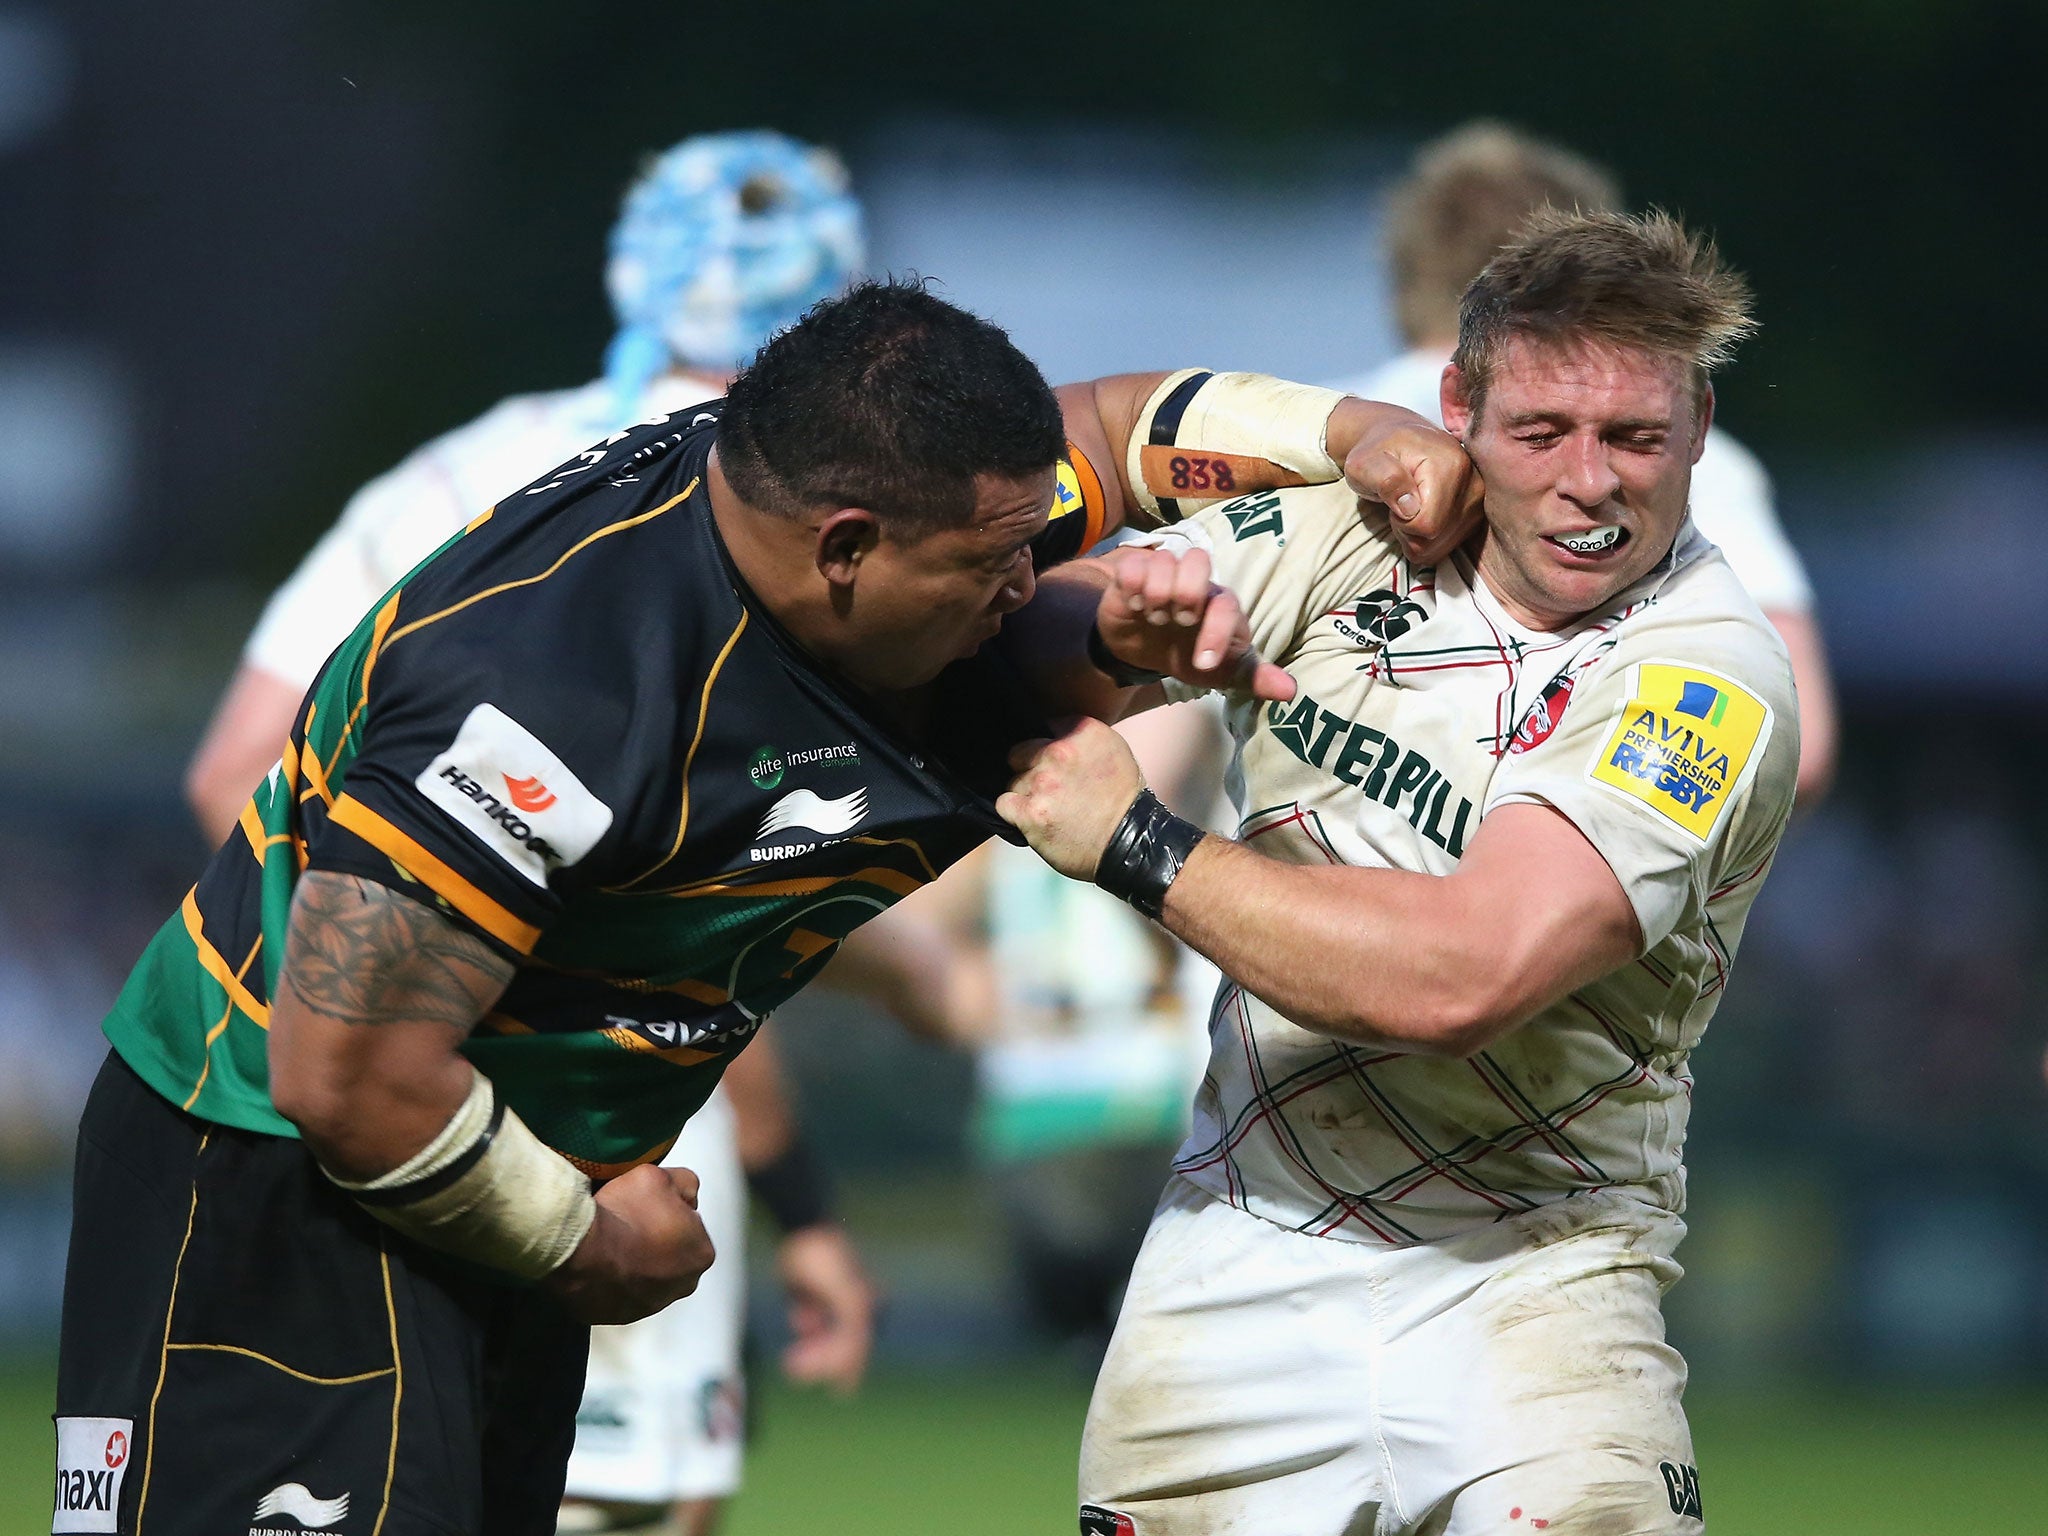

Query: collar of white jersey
[1378,515,1710,687]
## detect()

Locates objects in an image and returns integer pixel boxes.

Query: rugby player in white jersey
[1007,210,1800,1533]
[181,131,879,1536]
[1330,121,1836,804]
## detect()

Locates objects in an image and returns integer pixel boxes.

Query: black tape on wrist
[746,1134,836,1234]
[1086,621,1168,689]
[1094,789,1206,920]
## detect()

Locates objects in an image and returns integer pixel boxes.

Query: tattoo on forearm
[280,872,514,1032]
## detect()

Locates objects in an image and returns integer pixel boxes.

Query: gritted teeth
[1553,525,1625,554]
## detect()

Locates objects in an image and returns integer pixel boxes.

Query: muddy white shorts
[1079,1176,1703,1535]
[563,1088,750,1504]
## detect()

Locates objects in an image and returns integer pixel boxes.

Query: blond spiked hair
[1450,208,1758,411]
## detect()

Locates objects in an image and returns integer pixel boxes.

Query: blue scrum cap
[602,130,865,413]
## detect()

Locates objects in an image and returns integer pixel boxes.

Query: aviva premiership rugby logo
[1588,662,1769,840]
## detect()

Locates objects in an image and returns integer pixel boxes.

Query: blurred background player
[1331,121,1838,805]
[181,130,876,1536]
[886,702,1228,1363]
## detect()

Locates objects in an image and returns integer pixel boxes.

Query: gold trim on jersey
[326,590,404,778]
[608,609,750,891]
[560,1138,680,1180]
[180,891,270,1028]
[657,863,927,902]
[183,933,263,1109]
[598,1025,719,1067]
[328,795,542,954]
[379,478,700,651]
[161,1342,395,1388]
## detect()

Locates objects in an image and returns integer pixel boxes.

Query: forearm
[722,1031,796,1171]
[994,558,1150,723]
[1769,608,1837,807]
[1158,836,1507,1056]
[184,664,310,846]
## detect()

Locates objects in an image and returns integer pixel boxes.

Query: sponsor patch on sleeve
[415,703,615,885]
[53,1416,131,1533]
[1587,662,1770,841]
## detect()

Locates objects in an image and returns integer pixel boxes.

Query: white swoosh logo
[252,1483,350,1527]
[757,787,868,840]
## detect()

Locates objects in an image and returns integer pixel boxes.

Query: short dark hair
[717,278,1064,535]
[1453,209,1757,412]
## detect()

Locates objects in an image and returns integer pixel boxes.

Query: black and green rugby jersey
[105,403,1105,1177]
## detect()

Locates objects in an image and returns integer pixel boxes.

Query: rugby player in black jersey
[56,279,1474,1532]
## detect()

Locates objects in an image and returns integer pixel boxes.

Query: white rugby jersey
[1331,349,1816,616]
[245,372,724,688]
[1148,476,1800,1244]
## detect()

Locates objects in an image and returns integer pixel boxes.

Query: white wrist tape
[1126,369,1348,524]
[327,1072,596,1281]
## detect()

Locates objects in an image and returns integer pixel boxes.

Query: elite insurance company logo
[416,703,614,886]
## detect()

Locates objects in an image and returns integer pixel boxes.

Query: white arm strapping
[1126,369,1348,523]
[325,1072,596,1282]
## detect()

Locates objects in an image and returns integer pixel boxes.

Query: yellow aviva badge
[1589,663,1770,840]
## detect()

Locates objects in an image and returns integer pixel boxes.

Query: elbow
[268,1053,347,1148]
[1409,997,1519,1059]
[182,751,234,844]
[1336,978,1523,1060]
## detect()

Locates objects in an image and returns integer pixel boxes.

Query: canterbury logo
[502,773,557,813]
[252,1482,350,1527]
[756,787,868,840]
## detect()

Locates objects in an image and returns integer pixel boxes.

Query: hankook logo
[416,703,614,885]
[503,773,557,813]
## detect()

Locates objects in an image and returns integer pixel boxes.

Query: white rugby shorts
[563,1089,749,1503]
[1080,1177,1703,1535]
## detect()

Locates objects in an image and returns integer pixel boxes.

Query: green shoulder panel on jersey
[104,587,407,1135]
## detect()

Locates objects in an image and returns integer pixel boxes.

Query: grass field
[8,1359,2047,1532]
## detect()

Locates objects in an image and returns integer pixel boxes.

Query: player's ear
[1690,383,1715,465]
[1440,364,1474,441]
[815,509,882,588]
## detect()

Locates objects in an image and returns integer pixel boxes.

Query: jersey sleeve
[1483,619,1799,950]
[1684,433,1814,615]
[1028,442,1114,570]
[243,451,471,689]
[302,545,675,959]
[1123,369,1347,527]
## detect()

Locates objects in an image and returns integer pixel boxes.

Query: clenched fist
[997,719,1147,881]
[546,1163,716,1325]
[1342,412,1483,567]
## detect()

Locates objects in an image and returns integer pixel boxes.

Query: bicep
[269,872,513,1130]
[1453,803,1643,1023]
[1057,373,1175,523]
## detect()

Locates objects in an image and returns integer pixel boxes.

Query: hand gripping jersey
[105,404,1094,1177]
[1147,464,1800,1243]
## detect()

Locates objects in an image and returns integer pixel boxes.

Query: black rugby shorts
[56,1051,588,1534]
